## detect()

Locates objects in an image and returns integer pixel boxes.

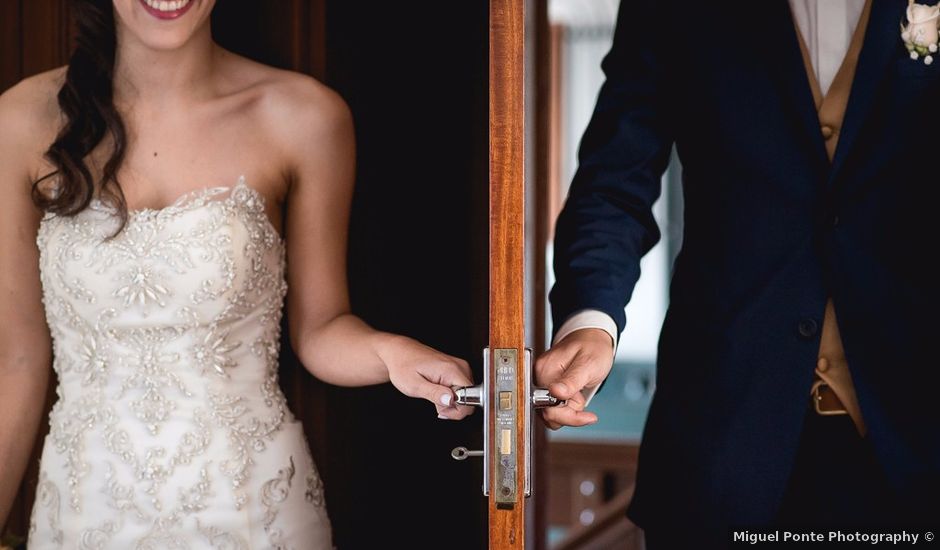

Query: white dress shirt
[555,0,864,407]
[788,0,866,96]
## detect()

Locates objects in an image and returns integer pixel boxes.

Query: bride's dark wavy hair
[31,0,130,240]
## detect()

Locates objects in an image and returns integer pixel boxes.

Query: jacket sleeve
[550,0,675,348]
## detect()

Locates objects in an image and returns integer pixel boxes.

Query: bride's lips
[138,0,195,20]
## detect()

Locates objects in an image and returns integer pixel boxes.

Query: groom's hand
[535,328,614,430]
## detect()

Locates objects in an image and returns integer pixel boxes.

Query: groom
[537,0,939,547]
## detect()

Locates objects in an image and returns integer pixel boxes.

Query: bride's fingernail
[440,393,452,406]
[437,414,449,420]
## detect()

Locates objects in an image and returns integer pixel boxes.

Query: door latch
[450,347,564,500]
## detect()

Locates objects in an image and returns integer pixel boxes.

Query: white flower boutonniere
[902,0,940,64]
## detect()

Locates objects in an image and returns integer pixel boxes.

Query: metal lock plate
[456,347,542,500]
[492,348,518,507]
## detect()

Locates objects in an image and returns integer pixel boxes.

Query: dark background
[2,1,490,548]
[303,3,490,548]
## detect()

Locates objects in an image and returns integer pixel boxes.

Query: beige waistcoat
[792,0,872,436]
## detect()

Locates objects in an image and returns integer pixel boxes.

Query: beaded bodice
[28,175,332,549]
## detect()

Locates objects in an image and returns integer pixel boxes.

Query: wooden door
[488,0,532,547]
[489,0,560,547]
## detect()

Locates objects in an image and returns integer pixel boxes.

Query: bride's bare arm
[0,76,57,526]
[275,77,474,419]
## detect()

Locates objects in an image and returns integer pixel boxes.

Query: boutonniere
[902,0,940,64]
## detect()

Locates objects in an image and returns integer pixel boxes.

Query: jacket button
[798,318,818,338]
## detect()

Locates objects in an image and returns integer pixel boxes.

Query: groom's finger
[563,390,587,411]
[549,351,597,400]
[534,343,579,388]
[541,390,592,428]
[541,404,598,429]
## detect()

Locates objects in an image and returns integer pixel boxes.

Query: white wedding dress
[27,175,333,549]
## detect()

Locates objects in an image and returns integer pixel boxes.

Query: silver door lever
[454,385,484,407]
[531,388,565,408]
[453,385,565,409]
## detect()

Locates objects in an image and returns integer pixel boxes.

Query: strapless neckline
[86,174,284,245]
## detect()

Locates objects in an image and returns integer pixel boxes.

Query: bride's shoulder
[0,66,66,139]
[222,52,351,141]
[226,56,354,176]
[0,66,66,174]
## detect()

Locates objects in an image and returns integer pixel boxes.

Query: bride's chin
[123,33,194,54]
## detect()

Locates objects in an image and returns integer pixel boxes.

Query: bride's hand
[378,334,476,420]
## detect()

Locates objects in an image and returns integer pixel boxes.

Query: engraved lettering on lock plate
[493,348,518,507]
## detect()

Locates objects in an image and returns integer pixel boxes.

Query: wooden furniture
[548,441,645,550]
[554,485,645,550]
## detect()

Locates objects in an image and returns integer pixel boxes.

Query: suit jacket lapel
[766,0,830,174]
[828,0,907,184]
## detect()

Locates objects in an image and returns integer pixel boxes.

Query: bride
[0,0,476,547]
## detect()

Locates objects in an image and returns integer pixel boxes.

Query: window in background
[547,0,683,444]
[544,0,684,545]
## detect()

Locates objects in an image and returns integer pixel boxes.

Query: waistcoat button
[798,318,818,338]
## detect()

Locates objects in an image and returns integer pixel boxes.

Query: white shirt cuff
[552,309,618,407]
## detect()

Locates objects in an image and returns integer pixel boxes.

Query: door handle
[450,348,565,498]
[531,388,565,409]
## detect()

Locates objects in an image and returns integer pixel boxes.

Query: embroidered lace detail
[196,518,249,550]
[34,471,64,545]
[305,467,326,508]
[261,456,296,549]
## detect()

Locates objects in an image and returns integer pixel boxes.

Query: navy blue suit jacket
[550,0,939,532]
